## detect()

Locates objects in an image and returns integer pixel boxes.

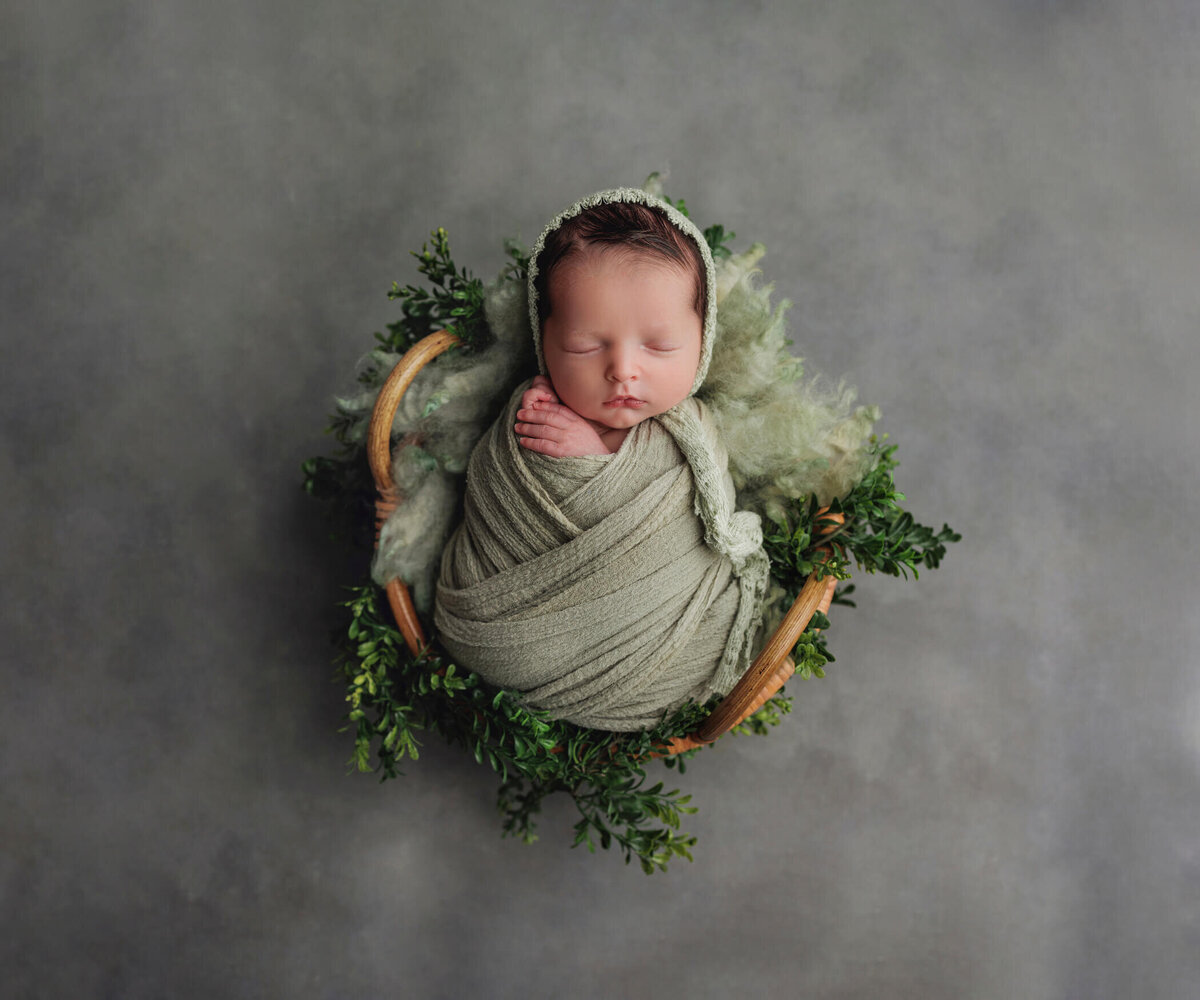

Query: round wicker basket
[366,330,837,754]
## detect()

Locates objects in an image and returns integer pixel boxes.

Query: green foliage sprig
[380,227,528,355]
[659,190,738,259]
[338,582,716,872]
[301,432,376,550]
[763,441,962,596]
[305,191,958,872]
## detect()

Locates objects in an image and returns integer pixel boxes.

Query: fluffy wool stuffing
[700,244,879,522]
[333,278,534,610]
[353,238,877,614]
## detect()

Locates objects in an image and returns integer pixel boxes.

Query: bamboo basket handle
[662,511,844,752]
[689,562,836,745]
[367,329,461,493]
[368,329,461,656]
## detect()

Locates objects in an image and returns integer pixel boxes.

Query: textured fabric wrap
[434,380,769,731]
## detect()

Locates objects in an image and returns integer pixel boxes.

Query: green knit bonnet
[526,187,718,397]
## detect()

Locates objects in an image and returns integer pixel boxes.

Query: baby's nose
[606,347,638,381]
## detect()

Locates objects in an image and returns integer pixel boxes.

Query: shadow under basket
[367,329,837,755]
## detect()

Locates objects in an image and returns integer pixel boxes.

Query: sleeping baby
[434,188,770,731]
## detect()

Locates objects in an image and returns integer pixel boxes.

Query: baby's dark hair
[534,201,707,327]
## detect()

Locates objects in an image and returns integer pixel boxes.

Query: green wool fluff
[700,244,880,522]
[356,278,534,610]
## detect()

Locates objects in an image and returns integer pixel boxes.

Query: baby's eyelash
[559,343,678,354]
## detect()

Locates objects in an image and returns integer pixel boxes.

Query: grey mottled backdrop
[4,1,1197,997]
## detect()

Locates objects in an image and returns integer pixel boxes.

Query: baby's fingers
[516,403,576,428]
[522,376,559,407]
[520,390,556,409]
[517,433,570,458]
[514,419,567,440]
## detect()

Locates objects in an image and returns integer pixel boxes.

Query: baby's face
[541,250,702,432]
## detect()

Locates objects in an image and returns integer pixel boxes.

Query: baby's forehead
[548,246,697,291]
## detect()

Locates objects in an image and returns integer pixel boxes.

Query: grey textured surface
[3,1,1198,997]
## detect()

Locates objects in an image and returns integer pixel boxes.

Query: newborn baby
[434,189,768,731]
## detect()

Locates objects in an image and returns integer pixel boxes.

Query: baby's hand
[519,375,559,411]
[516,377,608,457]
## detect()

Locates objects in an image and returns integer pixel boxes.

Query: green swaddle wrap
[435,383,768,730]
[433,188,769,731]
